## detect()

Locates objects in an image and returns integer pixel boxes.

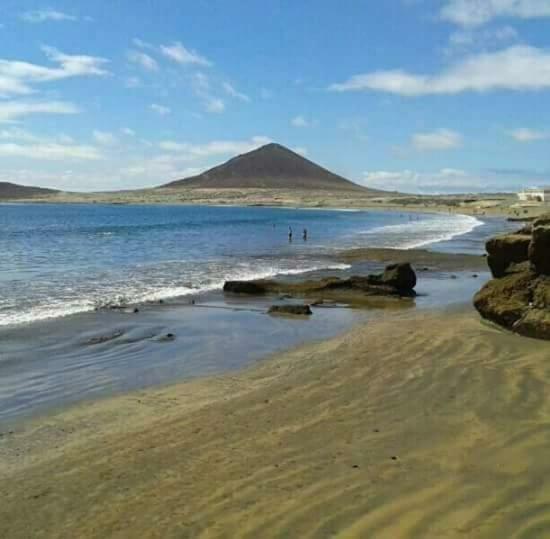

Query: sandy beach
[2,305,550,538]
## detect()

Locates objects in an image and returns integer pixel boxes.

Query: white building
[518,187,550,203]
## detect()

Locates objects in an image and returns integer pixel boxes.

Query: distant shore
[2,187,549,220]
[2,305,550,538]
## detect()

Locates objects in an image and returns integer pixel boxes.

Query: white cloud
[291,115,309,128]
[292,147,308,156]
[0,127,40,141]
[222,82,250,102]
[40,46,109,78]
[508,128,549,142]
[441,0,550,27]
[160,42,211,67]
[150,103,171,116]
[20,9,78,23]
[0,46,108,97]
[205,98,225,113]
[158,136,272,159]
[121,127,135,136]
[445,25,518,55]
[361,168,488,193]
[127,50,158,71]
[0,100,79,123]
[329,46,550,96]
[412,129,463,151]
[0,142,102,161]
[92,130,119,146]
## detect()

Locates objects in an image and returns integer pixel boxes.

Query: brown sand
[2,307,550,538]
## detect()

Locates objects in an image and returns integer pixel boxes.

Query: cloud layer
[330,46,550,96]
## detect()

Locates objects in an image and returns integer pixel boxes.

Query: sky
[0,0,549,194]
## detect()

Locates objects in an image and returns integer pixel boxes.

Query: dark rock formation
[367,263,417,291]
[474,215,550,339]
[529,226,550,275]
[486,233,531,278]
[223,281,268,295]
[223,263,417,303]
[268,304,313,316]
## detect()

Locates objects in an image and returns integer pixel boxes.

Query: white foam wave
[360,214,483,249]
[0,263,351,328]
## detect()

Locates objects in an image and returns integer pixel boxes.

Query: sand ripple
[2,308,550,538]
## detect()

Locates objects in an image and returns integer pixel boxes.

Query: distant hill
[161,143,377,192]
[0,182,58,200]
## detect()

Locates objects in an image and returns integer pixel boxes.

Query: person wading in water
[303,228,308,241]
[288,226,293,242]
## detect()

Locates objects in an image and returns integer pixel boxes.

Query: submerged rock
[268,304,312,316]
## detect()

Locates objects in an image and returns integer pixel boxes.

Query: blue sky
[0,0,549,193]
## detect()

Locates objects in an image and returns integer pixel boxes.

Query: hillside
[0,182,58,200]
[161,143,376,192]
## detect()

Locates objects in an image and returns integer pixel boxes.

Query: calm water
[0,204,485,328]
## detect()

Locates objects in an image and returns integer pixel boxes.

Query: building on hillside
[518,187,550,203]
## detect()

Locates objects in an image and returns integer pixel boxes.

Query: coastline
[2,187,548,220]
[3,304,550,537]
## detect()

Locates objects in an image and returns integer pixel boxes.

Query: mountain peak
[161,142,369,192]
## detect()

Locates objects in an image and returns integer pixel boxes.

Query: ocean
[0,203,487,328]
[0,204,512,423]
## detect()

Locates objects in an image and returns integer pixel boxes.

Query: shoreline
[2,189,549,220]
[3,304,550,537]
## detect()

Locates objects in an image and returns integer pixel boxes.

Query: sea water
[0,203,485,328]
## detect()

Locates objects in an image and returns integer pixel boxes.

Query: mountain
[0,182,59,200]
[161,143,373,192]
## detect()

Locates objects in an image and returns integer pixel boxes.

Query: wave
[0,263,351,328]
[359,214,483,250]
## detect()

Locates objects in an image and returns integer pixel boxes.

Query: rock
[516,224,533,235]
[223,281,267,295]
[513,307,550,340]
[529,225,550,276]
[155,333,176,342]
[533,214,550,228]
[486,233,531,278]
[376,262,417,291]
[475,223,550,340]
[474,270,535,329]
[268,304,312,316]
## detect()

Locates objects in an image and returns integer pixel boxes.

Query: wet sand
[2,306,550,538]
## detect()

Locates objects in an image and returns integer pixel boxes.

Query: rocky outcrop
[223,263,417,303]
[223,281,267,295]
[486,233,531,278]
[268,304,313,316]
[367,263,417,291]
[474,215,550,339]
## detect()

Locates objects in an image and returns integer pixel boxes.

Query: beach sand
[2,306,550,538]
